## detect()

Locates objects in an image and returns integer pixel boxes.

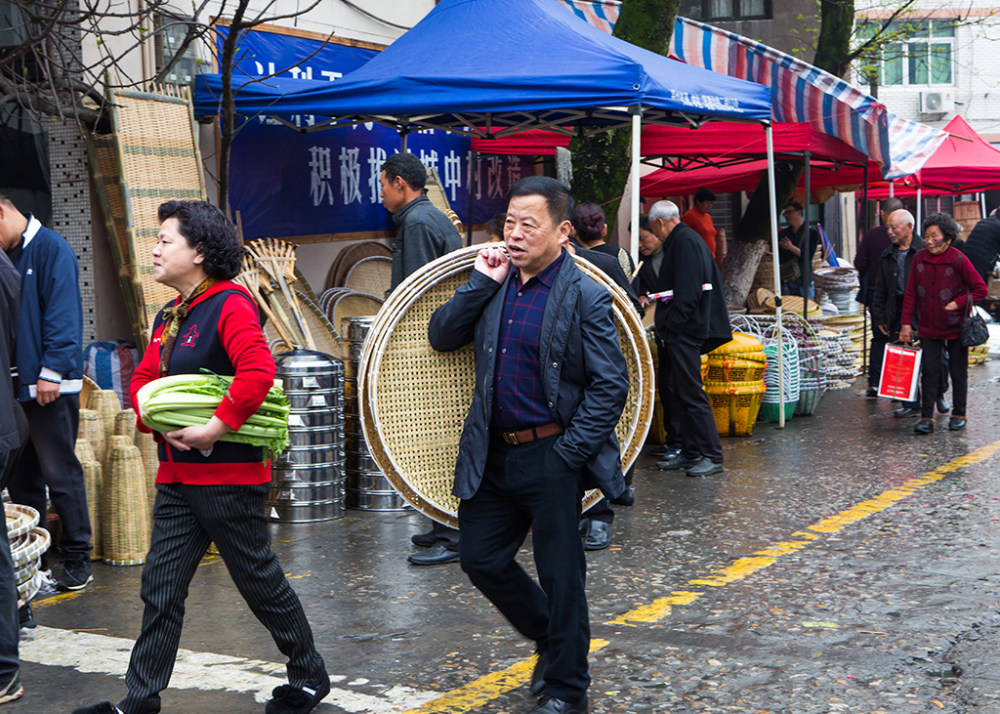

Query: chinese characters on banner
[217,27,531,240]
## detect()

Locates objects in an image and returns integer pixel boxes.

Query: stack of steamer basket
[341,316,408,511]
[702,333,767,437]
[267,350,346,523]
[355,246,655,529]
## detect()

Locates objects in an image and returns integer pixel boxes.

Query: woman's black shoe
[948,416,967,431]
[914,419,934,435]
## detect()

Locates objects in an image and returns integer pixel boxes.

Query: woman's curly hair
[158,200,244,280]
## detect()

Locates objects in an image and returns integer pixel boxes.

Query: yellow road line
[402,640,608,714]
[405,440,1000,712]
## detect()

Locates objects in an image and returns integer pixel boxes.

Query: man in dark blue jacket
[428,177,628,714]
[0,193,91,592]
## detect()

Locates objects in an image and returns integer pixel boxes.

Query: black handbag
[961,304,990,347]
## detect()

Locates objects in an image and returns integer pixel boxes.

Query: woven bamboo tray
[328,291,384,339]
[343,256,392,298]
[5,503,38,541]
[329,242,393,289]
[358,246,654,528]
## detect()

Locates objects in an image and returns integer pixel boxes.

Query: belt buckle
[501,431,519,446]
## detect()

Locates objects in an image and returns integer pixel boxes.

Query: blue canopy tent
[195,0,775,261]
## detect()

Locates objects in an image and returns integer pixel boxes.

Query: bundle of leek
[135,372,290,459]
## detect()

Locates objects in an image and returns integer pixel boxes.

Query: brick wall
[47,121,96,345]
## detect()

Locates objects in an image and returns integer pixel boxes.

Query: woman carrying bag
[900,212,988,434]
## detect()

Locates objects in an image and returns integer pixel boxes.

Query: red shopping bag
[877,344,922,401]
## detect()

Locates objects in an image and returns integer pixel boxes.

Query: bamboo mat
[91,84,207,347]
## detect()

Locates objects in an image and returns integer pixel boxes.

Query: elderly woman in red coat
[900,212,987,434]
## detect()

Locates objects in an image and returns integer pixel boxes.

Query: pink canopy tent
[864,115,1000,199]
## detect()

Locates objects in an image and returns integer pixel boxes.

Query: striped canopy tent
[668,16,946,180]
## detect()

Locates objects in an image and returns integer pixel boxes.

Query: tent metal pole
[467,150,478,247]
[862,159,870,378]
[982,192,988,218]
[629,106,642,263]
[803,149,811,321]
[916,187,922,231]
[766,123,785,429]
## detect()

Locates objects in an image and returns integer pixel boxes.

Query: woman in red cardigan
[74,201,328,714]
[900,212,987,434]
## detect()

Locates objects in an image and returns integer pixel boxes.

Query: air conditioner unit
[920,90,955,114]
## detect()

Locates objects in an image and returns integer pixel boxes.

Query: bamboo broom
[234,255,298,351]
[247,238,316,350]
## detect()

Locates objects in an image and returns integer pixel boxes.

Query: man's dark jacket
[870,235,924,329]
[428,252,629,500]
[390,195,462,290]
[0,249,26,458]
[961,214,1000,287]
[654,222,732,353]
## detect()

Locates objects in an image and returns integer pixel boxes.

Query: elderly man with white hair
[648,200,731,478]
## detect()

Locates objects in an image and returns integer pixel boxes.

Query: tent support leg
[629,106,642,264]
[766,123,785,429]
[467,151,478,247]
[803,149,811,321]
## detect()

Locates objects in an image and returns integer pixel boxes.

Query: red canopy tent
[470,121,868,167]
[640,157,883,197]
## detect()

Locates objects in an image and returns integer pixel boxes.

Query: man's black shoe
[529,694,589,713]
[609,486,634,507]
[410,530,436,548]
[937,397,951,414]
[583,521,611,551]
[407,543,459,566]
[893,407,920,418]
[866,386,878,397]
[529,649,549,696]
[656,453,701,471]
[56,557,93,591]
[18,603,34,629]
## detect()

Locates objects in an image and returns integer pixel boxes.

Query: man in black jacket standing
[380,152,465,566]
[428,177,628,714]
[871,209,923,417]
[649,200,731,478]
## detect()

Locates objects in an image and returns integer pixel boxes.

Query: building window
[858,19,954,87]
[154,16,201,86]
[679,0,771,21]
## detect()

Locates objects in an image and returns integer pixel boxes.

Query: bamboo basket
[87,389,122,446]
[114,409,138,440]
[78,409,106,467]
[134,430,160,513]
[102,444,152,566]
[82,460,103,561]
[75,437,96,465]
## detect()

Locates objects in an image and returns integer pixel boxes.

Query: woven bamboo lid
[357,246,654,528]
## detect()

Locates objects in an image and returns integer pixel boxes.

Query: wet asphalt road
[14,361,1000,714]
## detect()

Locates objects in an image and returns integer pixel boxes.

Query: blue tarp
[194,0,772,130]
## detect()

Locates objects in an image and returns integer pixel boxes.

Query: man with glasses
[777,201,820,297]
